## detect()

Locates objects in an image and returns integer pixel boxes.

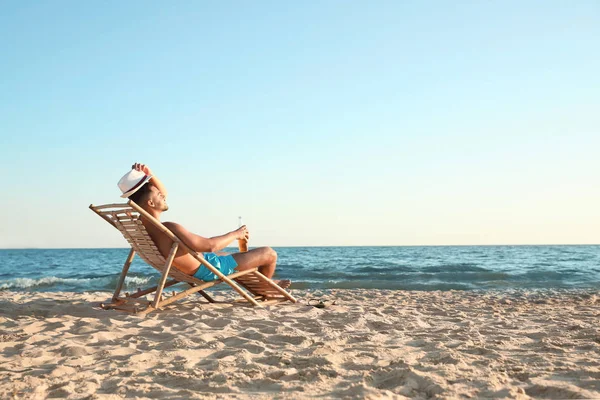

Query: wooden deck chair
[89,201,296,316]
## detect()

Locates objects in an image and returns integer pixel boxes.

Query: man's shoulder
[163,221,182,229]
[163,221,191,234]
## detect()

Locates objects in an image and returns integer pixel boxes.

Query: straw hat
[117,169,153,198]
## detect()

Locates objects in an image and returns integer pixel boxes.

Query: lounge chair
[89,201,296,316]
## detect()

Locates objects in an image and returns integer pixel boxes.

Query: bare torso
[142,219,201,275]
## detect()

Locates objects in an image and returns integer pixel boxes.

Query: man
[117,162,290,289]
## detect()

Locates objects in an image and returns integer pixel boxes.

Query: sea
[1,245,599,293]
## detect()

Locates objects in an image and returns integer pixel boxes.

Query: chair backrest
[89,202,198,283]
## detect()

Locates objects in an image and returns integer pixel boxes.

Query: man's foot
[275,279,291,289]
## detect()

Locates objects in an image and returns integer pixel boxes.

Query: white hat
[117,169,153,198]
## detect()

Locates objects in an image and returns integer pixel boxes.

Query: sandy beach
[1,289,599,399]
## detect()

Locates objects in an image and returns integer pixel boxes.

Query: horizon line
[1,243,599,250]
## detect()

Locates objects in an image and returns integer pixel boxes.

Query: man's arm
[132,162,168,198]
[164,222,248,253]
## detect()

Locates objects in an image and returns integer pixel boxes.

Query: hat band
[127,175,150,194]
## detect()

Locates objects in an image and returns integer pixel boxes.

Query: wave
[0,275,154,290]
[421,264,488,273]
[0,277,89,289]
[2,273,598,292]
[352,266,416,273]
[290,280,476,291]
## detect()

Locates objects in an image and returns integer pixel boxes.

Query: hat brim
[120,175,153,198]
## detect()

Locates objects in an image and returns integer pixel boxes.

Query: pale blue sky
[1,1,598,248]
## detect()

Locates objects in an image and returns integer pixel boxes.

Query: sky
[0,1,598,248]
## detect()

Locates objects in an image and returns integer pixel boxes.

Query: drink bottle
[237,216,248,252]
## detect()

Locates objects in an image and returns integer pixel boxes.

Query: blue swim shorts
[193,253,239,281]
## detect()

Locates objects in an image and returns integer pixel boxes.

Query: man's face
[148,185,168,212]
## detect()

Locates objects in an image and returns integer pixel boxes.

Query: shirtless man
[119,162,290,289]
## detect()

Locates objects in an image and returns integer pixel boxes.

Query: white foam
[123,276,154,287]
[0,276,91,289]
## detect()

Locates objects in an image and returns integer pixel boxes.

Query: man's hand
[132,162,153,176]
[235,225,250,241]
[131,162,168,198]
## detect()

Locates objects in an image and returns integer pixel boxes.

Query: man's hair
[128,183,152,205]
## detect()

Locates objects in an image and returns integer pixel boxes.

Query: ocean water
[0,246,599,292]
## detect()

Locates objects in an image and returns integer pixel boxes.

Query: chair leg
[113,248,136,301]
[152,242,179,309]
[130,279,180,298]
[187,283,217,303]
[198,290,216,303]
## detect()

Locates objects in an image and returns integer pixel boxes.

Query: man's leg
[231,247,291,289]
[231,247,277,278]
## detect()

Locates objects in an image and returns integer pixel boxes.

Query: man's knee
[262,246,277,263]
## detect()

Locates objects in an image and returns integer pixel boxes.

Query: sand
[1,289,599,399]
